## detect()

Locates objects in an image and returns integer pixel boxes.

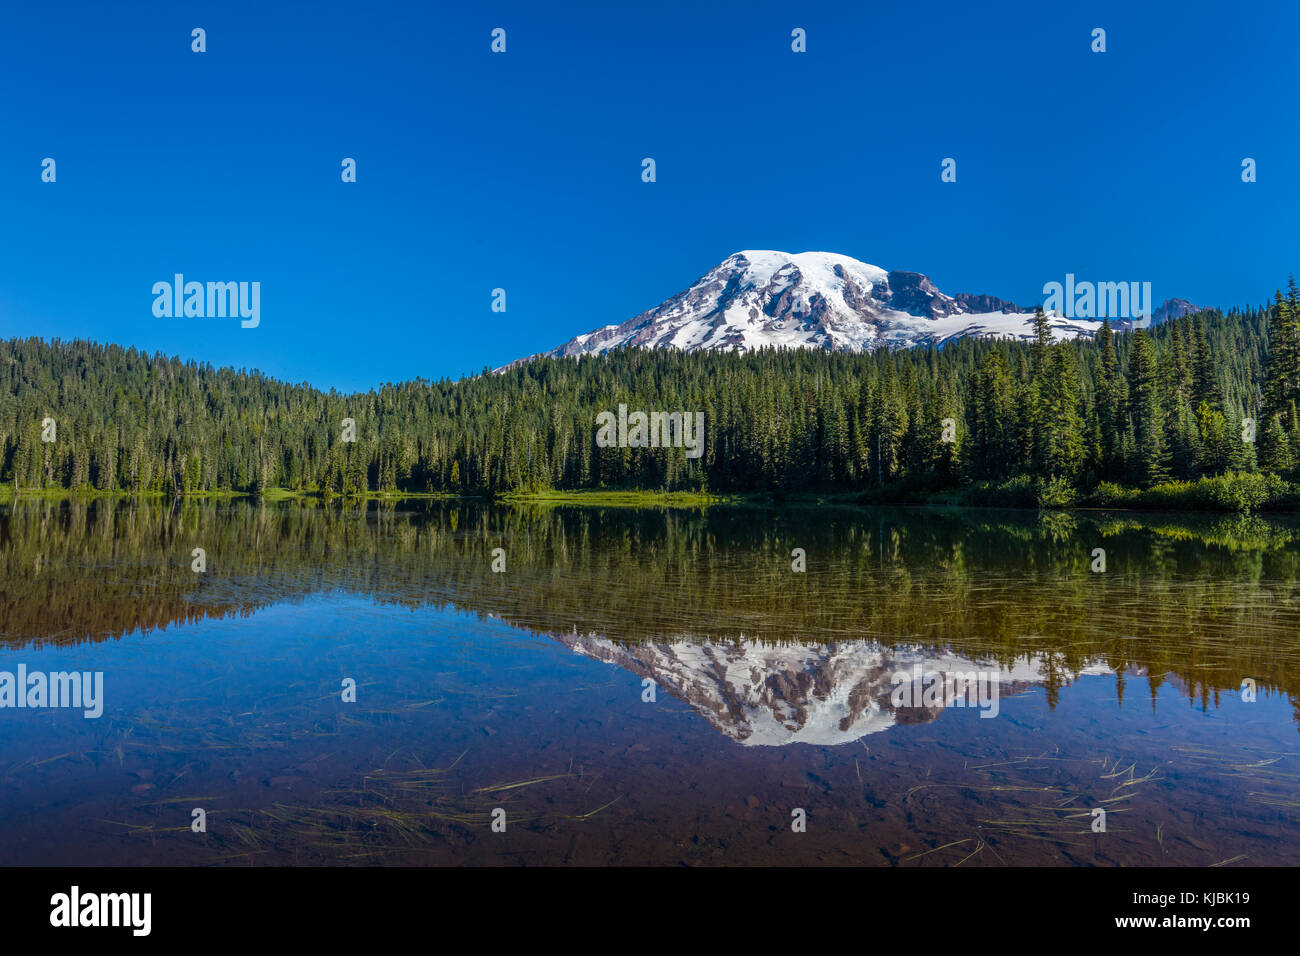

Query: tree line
[2,284,1297,498]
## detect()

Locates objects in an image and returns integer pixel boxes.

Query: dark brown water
[0,498,1297,865]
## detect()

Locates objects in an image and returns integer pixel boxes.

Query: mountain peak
[502,250,1105,369]
[1152,297,1203,325]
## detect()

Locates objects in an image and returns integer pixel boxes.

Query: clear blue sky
[1,0,1296,392]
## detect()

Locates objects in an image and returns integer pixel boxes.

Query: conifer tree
[1127,328,1168,486]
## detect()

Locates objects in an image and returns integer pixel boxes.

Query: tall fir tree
[1127,328,1168,486]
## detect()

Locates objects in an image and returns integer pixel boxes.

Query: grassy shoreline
[2,471,1297,513]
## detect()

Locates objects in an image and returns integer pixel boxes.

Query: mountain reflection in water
[0,497,1297,866]
[556,633,1117,745]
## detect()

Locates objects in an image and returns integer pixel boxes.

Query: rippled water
[0,498,1297,865]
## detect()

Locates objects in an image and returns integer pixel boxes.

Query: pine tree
[969,350,1014,479]
[1260,284,1300,473]
[868,363,907,484]
[1035,345,1085,479]
[1097,319,1123,479]
[1192,316,1221,410]
[1031,305,1053,374]
[1127,329,1168,486]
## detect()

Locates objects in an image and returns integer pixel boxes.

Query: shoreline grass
[496,488,743,508]
[3,471,1299,514]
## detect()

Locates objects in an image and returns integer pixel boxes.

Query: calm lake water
[1,498,1298,866]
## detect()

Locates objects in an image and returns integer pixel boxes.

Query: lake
[1,498,1297,866]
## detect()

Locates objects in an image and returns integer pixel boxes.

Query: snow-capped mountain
[503,250,1108,369]
[552,630,1117,746]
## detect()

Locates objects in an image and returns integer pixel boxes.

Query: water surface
[1,499,1297,865]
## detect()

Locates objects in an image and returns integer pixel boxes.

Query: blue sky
[1,0,1296,392]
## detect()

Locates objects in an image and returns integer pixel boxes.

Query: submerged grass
[165,746,621,864]
[899,750,1164,864]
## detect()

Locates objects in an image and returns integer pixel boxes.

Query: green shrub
[1034,476,1078,508]
[1088,482,1140,508]
[1125,472,1297,512]
[959,475,1038,508]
